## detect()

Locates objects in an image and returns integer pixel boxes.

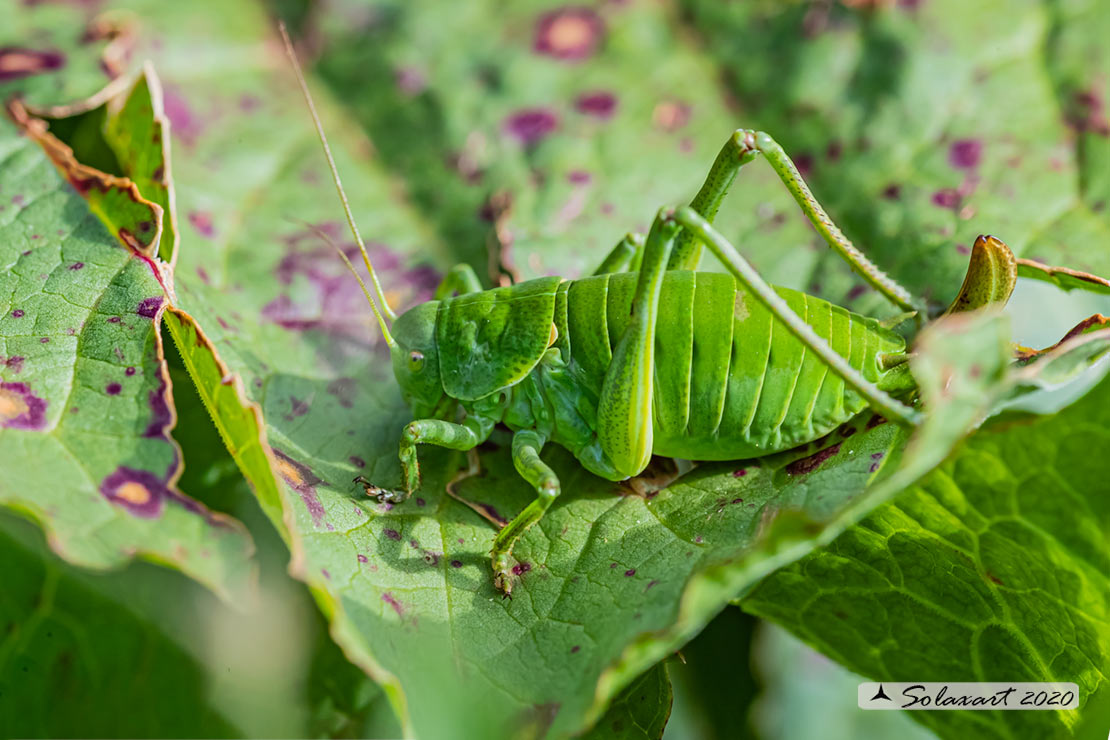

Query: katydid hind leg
[668,131,758,270]
[735,130,922,315]
[491,430,561,596]
[596,211,680,478]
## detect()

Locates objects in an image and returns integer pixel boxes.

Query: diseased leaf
[0,118,253,598]
[744,370,1110,739]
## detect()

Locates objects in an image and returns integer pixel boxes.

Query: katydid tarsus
[280,26,1017,595]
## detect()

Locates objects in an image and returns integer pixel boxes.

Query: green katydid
[280,26,1017,596]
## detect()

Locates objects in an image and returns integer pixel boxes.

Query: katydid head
[389,301,448,418]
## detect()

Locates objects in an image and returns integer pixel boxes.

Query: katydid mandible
[280,26,1017,596]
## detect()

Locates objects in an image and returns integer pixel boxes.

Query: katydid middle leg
[490,429,561,596]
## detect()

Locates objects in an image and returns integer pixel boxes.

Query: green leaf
[0,513,241,738]
[584,663,672,740]
[744,371,1110,739]
[0,119,254,599]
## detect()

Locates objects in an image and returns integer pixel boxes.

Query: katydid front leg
[357,416,493,503]
[490,429,560,596]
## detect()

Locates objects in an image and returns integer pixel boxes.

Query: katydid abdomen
[557,270,911,464]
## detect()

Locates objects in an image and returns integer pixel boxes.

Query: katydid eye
[408,351,425,371]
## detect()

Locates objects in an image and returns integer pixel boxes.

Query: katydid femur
[281,26,1016,596]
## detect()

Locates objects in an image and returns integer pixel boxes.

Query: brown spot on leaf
[0,48,64,81]
[785,443,841,475]
[273,449,325,527]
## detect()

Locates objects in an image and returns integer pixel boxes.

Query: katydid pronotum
[280,26,1017,596]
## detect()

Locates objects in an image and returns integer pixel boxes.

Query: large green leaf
[744,370,1110,739]
[0,514,241,738]
[0,111,253,599]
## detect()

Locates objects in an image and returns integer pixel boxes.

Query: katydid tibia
[280,26,1017,596]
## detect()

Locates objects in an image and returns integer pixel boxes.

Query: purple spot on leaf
[68,262,84,270]
[125,366,136,376]
[575,91,617,119]
[533,7,604,61]
[932,188,961,210]
[144,379,172,438]
[273,449,326,528]
[187,210,215,238]
[284,396,310,421]
[105,382,121,396]
[512,562,532,576]
[4,356,25,374]
[136,297,163,318]
[384,528,401,541]
[100,466,166,518]
[349,455,365,468]
[162,87,202,146]
[504,108,558,145]
[0,381,47,430]
[0,47,65,81]
[381,592,404,617]
[949,139,982,169]
[785,443,842,475]
[11,310,24,318]
[358,554,368,563]
[451,559,463,568]
[624,568,636,577]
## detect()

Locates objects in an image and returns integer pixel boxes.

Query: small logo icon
[870,684,892,702]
